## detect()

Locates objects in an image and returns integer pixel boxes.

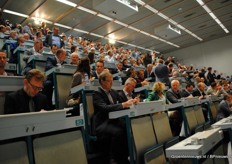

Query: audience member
[93,71,136,164]
[43,27,64,48]
[216,93,232,121]
[4,69,48,114]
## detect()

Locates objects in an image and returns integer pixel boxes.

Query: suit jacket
[118,90,136,102]
[181,89,191,98]
[43,34,64,48]
[93,87,124,130]
[144,69,156,82]
[154,63,170,86]
[92,71,99,79]
[4,88,48,114]
[217,100,232,120]
[166,88,182,103]
[192,88,205,97]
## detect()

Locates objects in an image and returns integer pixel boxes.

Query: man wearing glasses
[4,69,48,114]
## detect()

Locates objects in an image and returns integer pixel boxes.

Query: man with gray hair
[70,52,79,65]
[93,71,136,164]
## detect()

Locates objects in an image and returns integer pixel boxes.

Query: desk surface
[109,100,166,119]
[166,128,223,157]
[212,116,232,130]
[0,110,84,140]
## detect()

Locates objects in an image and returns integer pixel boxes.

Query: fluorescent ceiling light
[134,0,146,6]
[54,23,72,29]
[3,9,29,18]
[56,0,77,7]
[157,12,169,20]
[89,33,104,38]
[150,35,159,39]
[168,19,178,25]
[114,20,128,27]
[196,0,204,6]
[127,26,140,32]
[202,5,211,13]
[127,43,136,47]
[77,6,97,15]
[97,14,113,21]
[223,28,229,34]
[74,28,88,34]
[140,30,150,36]
[209,12,217,20]
[117,40,128,45]
[144,5,158,13]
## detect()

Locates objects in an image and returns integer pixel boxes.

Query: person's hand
[122,99,135,108]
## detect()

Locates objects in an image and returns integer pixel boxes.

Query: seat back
[152,113,173,144]
[0,94,5,114]
[210,102,218,122]
[194,105,205,125]
[144,145,166,164]
[33,130,87,164]
[184,107,198,135]
[54,73,73,109]
[34,61,46,73]
[0,141,29,164]
[85,92,95,125]
[131,116,157,164]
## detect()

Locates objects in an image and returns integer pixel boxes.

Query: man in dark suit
[217,93,232,121]
[192,82,209,121]
[22,39,43,75]
[144,64,155,82]
[92,60,105,79]
[166,80,183,136]
[181,83,194,98]
[153,59,170,87]
[43,27,64,48]
[43,49,67,109]
[93,71,137,164]
[4,69,48,114]
[118,77,140,102]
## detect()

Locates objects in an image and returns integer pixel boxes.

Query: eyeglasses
[0,57,6,60]
[28,80,43,91]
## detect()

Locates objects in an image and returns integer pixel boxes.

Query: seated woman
[67,56,91,107]
[146,82,168,103]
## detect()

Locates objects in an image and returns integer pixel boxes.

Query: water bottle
[84,73,90,85]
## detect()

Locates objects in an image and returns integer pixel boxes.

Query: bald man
[166,80,182,103]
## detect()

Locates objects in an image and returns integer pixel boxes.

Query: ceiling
[1,0,232,53]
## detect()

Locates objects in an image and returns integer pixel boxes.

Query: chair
[0,141,29,164]
[33,60,46,72]
[33,130,88,164]
[193,106,205,125]
[131,116,157,164]
[54,73,73,109]
[209,101,219,123]
[151,113,179,149]
[0,95,5,114]
[184,107,202,136]
[144,144,166,164]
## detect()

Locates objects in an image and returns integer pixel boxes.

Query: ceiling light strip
[56,0,77,7]
[89,33,104,38]
[77,6,97,15]
[54,23,72,29]
[3,9,29,18]
[196,0,229,33]
[31,17,53,24]
[73,28,88,34]
[114,20,128,27]
[97,13,114,21]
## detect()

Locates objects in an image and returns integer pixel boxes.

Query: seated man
[206,82,227,96]
[166,80,183,136]
[216,93,232,121]
[0,51,11,76]
[181,83,194,97]
[93,71,137,164]
[43,49,67,110]
[70,52,79,65]
[4,69,48,114]
[22,39,43,75]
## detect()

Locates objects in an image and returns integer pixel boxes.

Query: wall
[167,34,232,77]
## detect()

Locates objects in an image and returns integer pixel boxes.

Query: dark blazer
[43,34,64,48]
[4,89,48,114]
[118,90,136,102]
[144,69,156,82]
[154,63,170,86]
[181,89,191,97]
[92,87,124,130]
[217,100,232,120]
[91,71,99,79]
[192,88,205,97]
[166,88,182,103]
